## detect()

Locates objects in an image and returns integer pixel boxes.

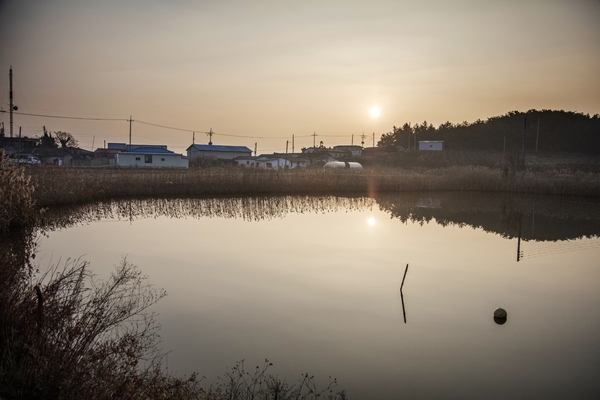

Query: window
[135,157,141,161]
[145,155,152,163]
[161,158,165,161]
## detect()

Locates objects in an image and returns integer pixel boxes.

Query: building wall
[188,148,251,162]
[419,141,444,151]
[117,153,189,168]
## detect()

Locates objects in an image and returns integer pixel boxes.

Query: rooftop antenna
[361,132,366,147]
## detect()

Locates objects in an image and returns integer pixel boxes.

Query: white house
[333,145,362,157]
[187,144,252,165]
[234,153,310,169]
[117,146,188,168]
[418,141,444,151]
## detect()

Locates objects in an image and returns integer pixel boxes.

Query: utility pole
[207,128,213,145]
[193,131,195,144]
[522,118,527,168]
[128,115,133,150]
[286,140,289,154]
[312,131,317,147]
[292,134,294,153]
[254,142,257,156]
[413,131,417,151]
[361,132,366,147]
[372,132,375,147]
[9,67,14,138]
[352,134,354,146]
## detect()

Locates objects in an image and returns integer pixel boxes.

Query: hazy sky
[1,0,599,154]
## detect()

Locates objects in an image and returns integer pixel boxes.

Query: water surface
[36,193,600,399]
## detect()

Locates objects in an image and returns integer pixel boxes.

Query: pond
[35,193,600,399]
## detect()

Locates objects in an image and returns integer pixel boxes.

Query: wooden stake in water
[400,263,409,323]
[401,263,409,291]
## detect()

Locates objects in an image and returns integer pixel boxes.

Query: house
[260,153,310,169]
[301,145,350,159]
[0,136,38,156]
[333,145,363,157]
[234,153,309,169]
[108,143,168,151]
[303,152,338,168]
[117,146,188,168]
[93,148,121,165]
[187,144,252,166]
[418,141,444,151]
[31,147,73,165]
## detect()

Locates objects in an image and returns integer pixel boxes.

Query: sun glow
[369,106,380,118]
[368,217,376,226]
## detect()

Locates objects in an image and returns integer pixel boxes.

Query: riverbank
[25,166,600,207]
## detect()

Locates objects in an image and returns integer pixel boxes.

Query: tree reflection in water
[38,193,600,244]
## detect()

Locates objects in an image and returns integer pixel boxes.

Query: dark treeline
[378,110,600,154]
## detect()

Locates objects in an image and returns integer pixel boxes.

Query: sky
[1,0,599,154]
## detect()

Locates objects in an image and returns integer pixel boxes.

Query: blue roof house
[117,146,189,168]
[187,143,252,166]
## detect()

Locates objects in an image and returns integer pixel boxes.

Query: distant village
[0,127,445,170]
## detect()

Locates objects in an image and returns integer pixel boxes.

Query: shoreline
[24,166,600,208]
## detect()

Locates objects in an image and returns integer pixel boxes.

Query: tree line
[378,110,600,154]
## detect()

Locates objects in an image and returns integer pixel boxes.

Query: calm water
[36,193,600,399]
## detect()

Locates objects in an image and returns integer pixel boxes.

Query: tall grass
[24,166,600,208]
[0,165,36,232]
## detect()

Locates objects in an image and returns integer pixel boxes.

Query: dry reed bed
[25,166,600,207]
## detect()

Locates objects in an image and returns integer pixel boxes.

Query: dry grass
[0,239,346,400]
[23,166,600,208]
[0,165,37,232]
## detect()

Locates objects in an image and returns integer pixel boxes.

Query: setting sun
[368,217,376,226]
[369,106,380,118]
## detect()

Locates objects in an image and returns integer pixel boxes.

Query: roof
[121,146,176,155]
[188,144,252,153]
[94,148,122,154]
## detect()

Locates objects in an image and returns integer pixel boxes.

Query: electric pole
[312,131,317,147]
[9,67,15,138]
[207,128,213,145]
[129,115,133,150]
[522,118,527,168]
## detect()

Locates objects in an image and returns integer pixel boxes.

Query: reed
[0,165,36,232]
[24,166,600,208]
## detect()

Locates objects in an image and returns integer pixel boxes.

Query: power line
[1,110,127,121]
[1,109,357,143]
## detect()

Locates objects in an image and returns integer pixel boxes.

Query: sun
[369,106,380,118]
[368,217,376,226]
